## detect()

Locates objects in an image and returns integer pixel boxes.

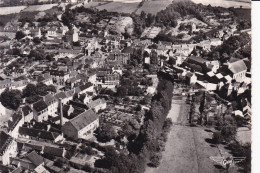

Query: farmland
[136,0,173,14]
[0,6,27,15]
[22,3,58,12]
[0,3,60,15]
[96,2,140,14]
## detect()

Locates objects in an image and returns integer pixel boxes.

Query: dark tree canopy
[15,31,26,40]
[0,89,22,110]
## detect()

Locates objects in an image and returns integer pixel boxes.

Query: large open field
[0,6,27,15]
[136,0,173,14]
[22,3,58,12]
[96,2,140,13]
[191,0,251,8]
[0,3,63,15]
[96,0,173,14]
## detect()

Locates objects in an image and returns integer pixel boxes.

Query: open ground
[145,95,240,173]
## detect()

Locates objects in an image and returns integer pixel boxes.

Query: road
[145,95,239,173]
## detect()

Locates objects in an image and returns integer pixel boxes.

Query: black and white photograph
[0,0,252,172]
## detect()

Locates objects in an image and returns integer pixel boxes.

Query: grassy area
[96,2,140,13]
[0,6,27,15]
[136,0,173,14]
[84,2,108,8]
[145,95,240,173]
[22,3,58,12]
[0,13,16,26]
[0,3,58,15]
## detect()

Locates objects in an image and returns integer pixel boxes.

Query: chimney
[59,98,64,126]
[47,124,51,131]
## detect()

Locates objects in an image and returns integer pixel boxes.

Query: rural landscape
[0,0,251,173]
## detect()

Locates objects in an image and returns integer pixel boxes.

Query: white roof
[216,73,223,79]
[207,71,215,77]
[233,110,244,117]
[243,77,251,84]
[225,75,232,81]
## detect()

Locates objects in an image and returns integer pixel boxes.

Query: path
[145,95,239,173]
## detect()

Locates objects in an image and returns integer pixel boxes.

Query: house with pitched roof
[79,83,94,95]
[7,112,24,139]
[32,100,48,122]
[18,127,62,143]
[221,60,248,82]
[62,109,99,140]
[22,105,33,123]
[0,131,17,165]
[43,94,58,117]
[55,92,67,104]
[87,98,107,113]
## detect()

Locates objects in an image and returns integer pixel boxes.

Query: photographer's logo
[210,155,246,168]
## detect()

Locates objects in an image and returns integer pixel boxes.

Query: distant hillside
[191,0,250,8]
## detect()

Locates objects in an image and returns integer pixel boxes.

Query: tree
[33,37,41,44]
[15,31,26,40]
[212,131,223,144]
[143,51,149,58]
[150,50,158,65]
[0,89,22,110]
[96,123,117,143]
[28,49,45,60]
[148,153,161,167]
[26,95,42,104]
[22,83,37,98]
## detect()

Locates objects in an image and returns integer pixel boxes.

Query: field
[136,0,173,14]
[96,2,140,13]
[191,0,251,8]
[22,3,58,12]
[0,6,27,15]
[0,3,60,15]
[145,96,240,173]
[84,2,109,8]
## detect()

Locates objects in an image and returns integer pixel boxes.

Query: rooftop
[65,109,98,131]
[33,100,48,113]
[0,131,13,156]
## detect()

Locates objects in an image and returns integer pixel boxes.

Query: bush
[221,124,237,142]
[212,131,223,144]
[148,153,162,167]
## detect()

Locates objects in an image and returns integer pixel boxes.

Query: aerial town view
[0,0,251,173]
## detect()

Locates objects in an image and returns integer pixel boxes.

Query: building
[18,127,62,143]
[32,100,48,122]
[87,98,106,113]
[8,112,24,139]
[79,83,94,94]
[62,109,99,140]
[221,60,248,82]
[22,105,34,123]
[0,131,17,165]
[43,94,58,117]
[49,70,70,85]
